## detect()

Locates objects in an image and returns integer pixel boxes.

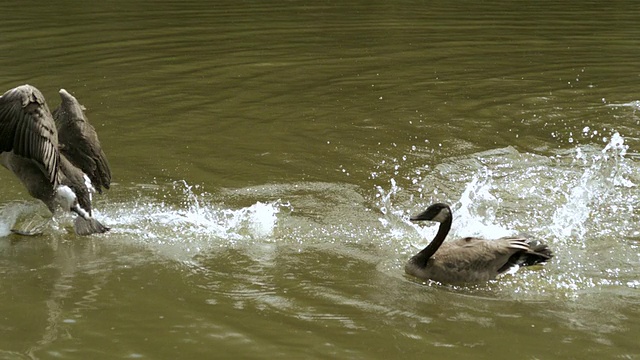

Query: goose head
[410,203,451,223]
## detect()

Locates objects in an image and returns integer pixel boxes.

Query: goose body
[405,203,552,285]
[0,85,111,235]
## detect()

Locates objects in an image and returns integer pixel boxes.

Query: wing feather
[0,85,60,186]
[432,237,531,278]
[53,89,111,193]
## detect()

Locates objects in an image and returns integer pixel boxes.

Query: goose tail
[519,239,553,267]
[498,239,553,274]
[511,240,553,266]
[73,216,110,235]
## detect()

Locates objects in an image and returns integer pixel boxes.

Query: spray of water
[551,133,630,240]
[373,131,640,296]
[104,181,287,258]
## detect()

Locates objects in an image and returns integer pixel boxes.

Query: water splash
[373,131,640,296]
[374,161,518,243]
[375,178,408,237]
[450,171,516,239]
[97,180,289,260]
[551,132,634,241]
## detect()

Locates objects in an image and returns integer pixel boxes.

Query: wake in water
[0,180,288,262]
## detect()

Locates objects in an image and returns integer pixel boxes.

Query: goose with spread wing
[405,203,553,285]
[0,84,111,235]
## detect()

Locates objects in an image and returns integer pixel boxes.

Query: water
[1,1,640,359]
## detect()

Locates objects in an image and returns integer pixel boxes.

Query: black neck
[411,216,452,268]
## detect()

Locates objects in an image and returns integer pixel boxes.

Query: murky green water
[1,1,640,359]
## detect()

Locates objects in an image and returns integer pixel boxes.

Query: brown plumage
[53,89,111,194]
[405,203,553,285]
[0,86,60,187]
[0,85,110,235]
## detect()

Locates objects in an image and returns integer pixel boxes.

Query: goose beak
[409,204,451,223]
[410,210,429,222]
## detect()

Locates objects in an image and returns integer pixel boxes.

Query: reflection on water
[1,0,640,358]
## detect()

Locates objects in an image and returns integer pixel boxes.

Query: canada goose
[405,203,552,285]
[0,84,111,235]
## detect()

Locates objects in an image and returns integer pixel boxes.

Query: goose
[0,84,111,235]
[405,203,552,285]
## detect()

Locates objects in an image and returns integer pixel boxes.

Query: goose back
[407,236,547,284]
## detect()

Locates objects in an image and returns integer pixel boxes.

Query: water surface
[1,1,640,359]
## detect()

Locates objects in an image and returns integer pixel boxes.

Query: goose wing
[0,85,60,186]
[430,237,529,282]
[53,89,111,193]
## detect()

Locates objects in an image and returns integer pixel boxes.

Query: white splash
[551,132,634,239]
[453,171,515,239]
[246,201,279,239]
[98,181,288,259]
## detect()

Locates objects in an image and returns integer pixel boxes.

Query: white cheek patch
[432,208,451,223]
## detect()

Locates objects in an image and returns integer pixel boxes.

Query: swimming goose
[0,84,111,235]
[405,203,552,285]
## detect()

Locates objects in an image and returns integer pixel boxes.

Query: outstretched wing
[53,89,111,193]
[0,84,60,186]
